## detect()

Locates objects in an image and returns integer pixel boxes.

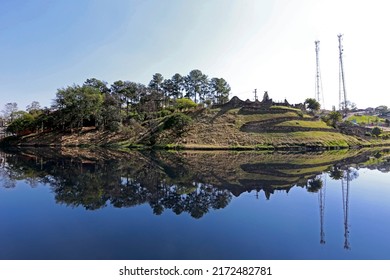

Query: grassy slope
[4,107,390,149]
[347,115,385,124]
[157,107,380,149]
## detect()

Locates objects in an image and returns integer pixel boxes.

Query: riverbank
[2,105,390,150]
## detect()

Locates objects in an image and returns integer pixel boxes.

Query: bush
[6,113,36,135]
[157,109,173,118]
[372,126,382,137]
[174,98,197,111]
[164,113,192,136]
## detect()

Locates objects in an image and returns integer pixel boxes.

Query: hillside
[2,96,390,150]
[151,100,374,149]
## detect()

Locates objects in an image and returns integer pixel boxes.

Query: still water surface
[0,148,389,259]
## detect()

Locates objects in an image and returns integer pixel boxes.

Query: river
[0,147,389,259]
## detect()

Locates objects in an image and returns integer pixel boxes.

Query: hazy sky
[1,0,389,110]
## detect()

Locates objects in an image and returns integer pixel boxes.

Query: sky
[1,0,390,111]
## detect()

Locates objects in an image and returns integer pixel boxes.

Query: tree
[372,126,382,137]
[53,84,103,131]
[324,111,342,128]
[2,102,18,122]
[84,78,109,94]
[184,69,209,104]
[26,101,41,114]
[6,112,35,135]
[174,98,197,111]
[148,73,164,92]
[209,77,231,104]
[170,73,184,99]
[304,98,320,112]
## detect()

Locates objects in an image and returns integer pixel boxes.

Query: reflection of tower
[338,34,347,112]
[318,175,326,244]
[341,171,351,250]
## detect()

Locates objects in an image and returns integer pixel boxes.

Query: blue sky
[1,0,389,111]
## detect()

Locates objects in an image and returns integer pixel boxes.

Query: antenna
[314,41,324,107]
[318,174,326,244]
[338,34,347,113]
[341,170,351,250]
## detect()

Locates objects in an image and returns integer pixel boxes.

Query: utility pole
[254,89,258,101]
[338,34,347,113]
[314,40,324,107]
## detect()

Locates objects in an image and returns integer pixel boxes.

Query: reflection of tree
[2,148,388,220]
[307,177,323,193]
[327,165,359,182]
[328,166,344,180]
[0,151,232,219]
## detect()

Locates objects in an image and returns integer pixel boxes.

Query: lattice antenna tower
[318,174,326,244]
[314,40,324,107]
[338,34,347,112]
[341,170,351,250]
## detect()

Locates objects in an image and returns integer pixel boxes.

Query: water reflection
[1,148,389,217]
[1,148,390,249]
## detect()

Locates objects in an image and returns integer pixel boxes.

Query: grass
[347,115,385,125]
[270,105,302,113]
[276,120,331,129]
[238,112,299,123]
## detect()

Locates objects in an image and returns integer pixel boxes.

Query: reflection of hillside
[0,148,388,218]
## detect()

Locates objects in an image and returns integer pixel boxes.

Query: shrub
[164,113,192,136]
[157,109,173,118]
[372,126,382,137]
[174,98,197,111]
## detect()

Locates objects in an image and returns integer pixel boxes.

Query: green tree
[174,98,197,111]
[304,98,321,112]
[84,78,109,94]
[170,73,184,99]
[2,102,18,122]
[148,73,164,92]
[184,69,209,104]
[372,126,382,137]
[324,111,342,128]
[26,101,41,115]
[6,112,35,135]
[54,84,103,131]
[209,77,231,104]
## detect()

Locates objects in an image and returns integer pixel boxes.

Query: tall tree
[54,84,103,131]
[26,101,41,115]
[2,102,18,122]
[148,73,164,92]
[210,77,231,104]
[111,80,141,119]
[304,98,321,112]
[171,73,184,99]
[84,78,110,94]
[184,70,208,104]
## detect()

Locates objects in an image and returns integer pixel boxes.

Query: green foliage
[164,113,192,136]
[6,112,35,135]
[348,115,385,125]
[371,126,382,137]
[174,98,197,110]
[304,98,320,112]
[3,70,231,137]
[54,84,103,131]
[323,111,342,128]
[156,109,173,118]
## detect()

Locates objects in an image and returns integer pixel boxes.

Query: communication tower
[338,34,347,112]
[314,41,324,107]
